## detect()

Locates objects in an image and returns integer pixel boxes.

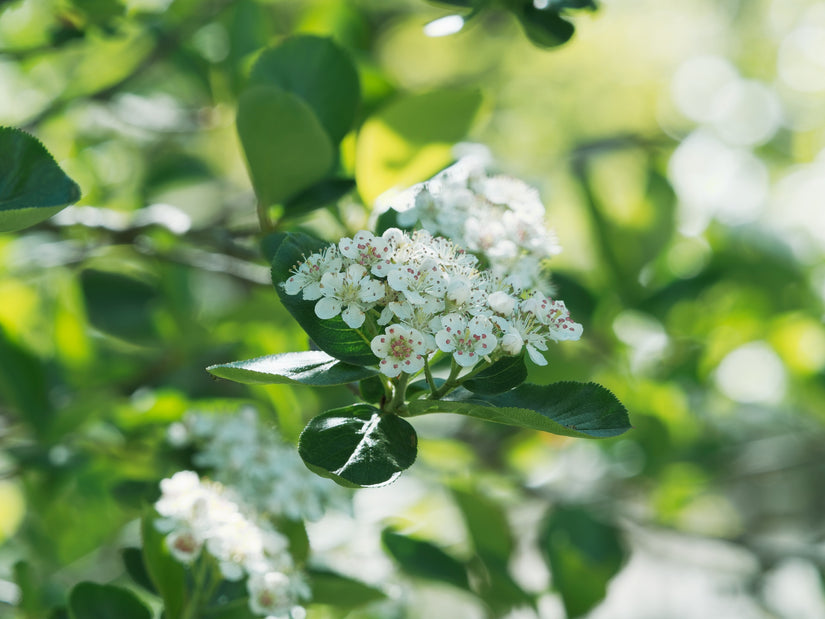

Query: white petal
[526,344,548,366]
[435,330,456,352]
[315,297,341,320]
[379,358,402,377]
[342,305,366,328]
[371,334,391,357]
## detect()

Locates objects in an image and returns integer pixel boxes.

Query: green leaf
[207,350,378,386]
[298,404,417,487]
[516,6,575,48]
[359,375,385,404]
[308,568,386,607]
[282,178,356,219]
[407,382,631,438]
[0,127,80,232]
[80,269,160,343]
[381,529,470,590]
[540,506,626,617]
[121,547,156,595]
[279,518,310,565]
[236,86,334,208]
[463,354,527,394]
[271,231,378,366]
[68,582,151,619]
[452,488,512,561]
[249,36,360,144]
[355,88,484,205]
[140,511,186,619]
[0,326,53,439]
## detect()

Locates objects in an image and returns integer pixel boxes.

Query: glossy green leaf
[207,350,378,386]
[236,86,334,208]
[298,404,417,487]
[308,568,386,607]
[68,582,151,619]
[381,529,470,590]
[408,382,631,438]
[141,511,186,619]
[356,88,484,205]
[540,506,626,617]
[463,354,527,395]
[0,127,80,232]
[249,36,360,144]
[0,326,53,438]
[282,178,356,219]
[516,6,575,48]
[121,547,156,595]
[271,231,378,366]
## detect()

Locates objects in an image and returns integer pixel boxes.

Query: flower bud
[501,332,523,355]
[488,291,516,315]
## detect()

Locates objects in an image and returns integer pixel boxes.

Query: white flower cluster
[167,407,350,522]
[379,157,561,293]
[283,228,582,376]
[155,471,309,618]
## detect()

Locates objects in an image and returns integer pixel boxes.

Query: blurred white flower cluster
[155,470,309,618]
[168,408,350,521]
[283,227,582,376]
[379,156,561,293]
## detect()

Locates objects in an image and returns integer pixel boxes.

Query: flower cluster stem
[386,373,410,414]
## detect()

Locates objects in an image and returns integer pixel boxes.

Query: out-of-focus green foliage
[2,0,825,617]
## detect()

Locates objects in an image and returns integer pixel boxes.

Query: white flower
[166,528,202,563]
[338,230,394,277]
[247,570,310,618]
[496,313,549,366]
[282,247,341,300]
[435,313,498,368]
[523,294,583,341]
[371,324,429,377]
[315,263,385,328]
[386,258,446,306]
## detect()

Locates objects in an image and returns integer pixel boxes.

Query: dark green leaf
[0,326,53,438]
[298,404,417,487]
[407,382,631,438]
[80,269,160,343]
[540,506,626,617]
[381,529,470,590]
[121,548,156,595]
[356,88,484,204]
[282,178,356,219]
[374,208,409,235]
[207,350,378,386]
[236,86,334,208]
[68,582,151,619]
[249,36,360,144]
[308,568,386,607]
[464,354,527,394]
[141,511,186,619]
[359,375,385,404]
[0,127,80,232]
[516,7,575,48]
[272,232,378,366]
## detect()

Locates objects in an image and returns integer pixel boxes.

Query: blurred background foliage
[2,0,825,617]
